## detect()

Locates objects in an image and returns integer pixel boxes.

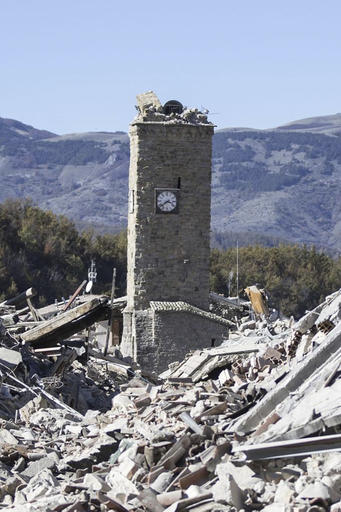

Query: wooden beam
[62,280,87,312]
[1,287,36,307]
[233,433,341,460]
[21,297,109,347]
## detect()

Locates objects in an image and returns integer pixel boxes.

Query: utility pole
[236,240,239,305]
[228,270,234,298]
[104,268,116,356]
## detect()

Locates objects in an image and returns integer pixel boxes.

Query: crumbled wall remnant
[134,90,213,125]
[136,91,162,116]
[245,285,269,317]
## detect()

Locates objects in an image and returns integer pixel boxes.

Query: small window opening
[177,177,181,189]
[211,338,216,347]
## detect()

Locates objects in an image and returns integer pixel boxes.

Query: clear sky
[1,0,341,134]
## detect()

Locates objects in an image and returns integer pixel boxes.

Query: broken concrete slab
[233,322,341,434]
[21,456,56,478]
[211,472,243,510]
[298,481,340,503]
[0,347,22,369]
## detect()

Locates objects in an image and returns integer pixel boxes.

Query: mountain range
[1,113,341,251]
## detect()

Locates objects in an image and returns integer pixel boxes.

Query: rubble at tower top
[133,90,214,126]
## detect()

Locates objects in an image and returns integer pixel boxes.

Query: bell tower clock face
[155,188,179,214]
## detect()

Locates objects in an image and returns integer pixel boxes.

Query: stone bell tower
[121,92,229,372]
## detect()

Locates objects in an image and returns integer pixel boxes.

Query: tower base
[121,302,230,374]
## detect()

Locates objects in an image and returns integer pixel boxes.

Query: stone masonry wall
[145,310,227,374]
[121,308,154,362]
[126,122,214,312]
[121,309,134,360]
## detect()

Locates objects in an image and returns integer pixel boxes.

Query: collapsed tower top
[133,90,213,126]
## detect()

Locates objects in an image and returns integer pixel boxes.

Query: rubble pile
[0,293,132,421]
[133,91,213,126]
[0,289,340,510]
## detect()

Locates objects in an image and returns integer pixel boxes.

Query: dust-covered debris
[0,288,340,509]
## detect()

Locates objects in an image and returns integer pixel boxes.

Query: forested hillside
[1,113,341,250]
[0,200,127,304]
[210,245,341,317]
[0,200,340,318]
[212,126,341,250]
